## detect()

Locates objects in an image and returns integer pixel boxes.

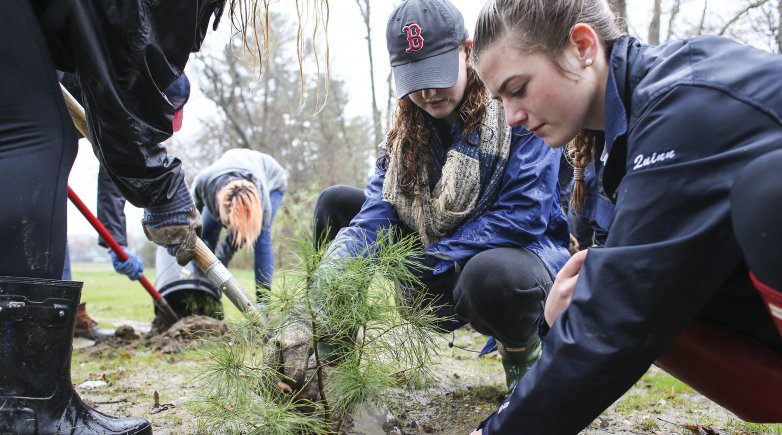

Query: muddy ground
[71,317,779,435]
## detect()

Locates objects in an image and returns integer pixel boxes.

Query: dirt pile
[145,315,229,353]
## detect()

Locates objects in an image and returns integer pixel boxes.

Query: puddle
[345,404,401,435]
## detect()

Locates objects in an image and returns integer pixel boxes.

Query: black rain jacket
[30,0,224,208]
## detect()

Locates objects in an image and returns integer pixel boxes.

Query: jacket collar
[602,36,635,161]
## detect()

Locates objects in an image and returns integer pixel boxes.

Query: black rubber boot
[0,276,152,434]
[497,336,542,394]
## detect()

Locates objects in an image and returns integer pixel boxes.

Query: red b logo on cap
[403,24,424,53]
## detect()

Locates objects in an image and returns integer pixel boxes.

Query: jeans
[62,243,72,281]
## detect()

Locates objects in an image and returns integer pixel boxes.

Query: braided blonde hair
[565,130,595,213]
[216,180,263,249]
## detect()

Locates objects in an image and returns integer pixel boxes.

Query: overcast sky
[66,0,752,241]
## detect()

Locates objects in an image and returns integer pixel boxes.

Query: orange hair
[216,180,263,249]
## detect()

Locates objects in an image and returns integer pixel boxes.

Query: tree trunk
[356,0,383,147]
[648,0,662,44]
[608,0,628,32]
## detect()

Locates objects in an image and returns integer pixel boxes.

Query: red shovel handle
[67,186,163,302]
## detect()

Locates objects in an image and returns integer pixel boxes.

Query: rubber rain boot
[497,335,542,394]
[74,302,114,341]
[751,272,782,339]
[0,276,152,434]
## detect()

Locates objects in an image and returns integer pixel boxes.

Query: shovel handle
[61,84,90,139]
[194,239,257,313]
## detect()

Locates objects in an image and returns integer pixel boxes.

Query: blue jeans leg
[254,190,284,300]
[200,207,222,252]
[62,242,72,281]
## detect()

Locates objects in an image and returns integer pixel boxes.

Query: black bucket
[154,247,223,320]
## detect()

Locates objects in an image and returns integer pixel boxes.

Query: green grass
[73,262,256,327]
[614,368,695,414]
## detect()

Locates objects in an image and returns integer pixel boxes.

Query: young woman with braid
[192,148,288,303]
[310,0,570,393]
[469,0,782,433]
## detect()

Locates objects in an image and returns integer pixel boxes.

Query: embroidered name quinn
[632,150,676,170]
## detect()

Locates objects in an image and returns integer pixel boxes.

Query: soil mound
[146,315,229,353]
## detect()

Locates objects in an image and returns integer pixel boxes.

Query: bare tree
[355,0,384,147]
[181,13,373,193]
[665,0,683,41]
[719,0,771,35]
[709,0,780,53]
[648,0,662,44]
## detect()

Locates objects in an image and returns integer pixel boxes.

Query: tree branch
[719,0,771,35]
[697,0,709,35]
[666,0,682,41]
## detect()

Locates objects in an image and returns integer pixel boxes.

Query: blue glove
[142,182,202,265]
[109,247,144,280]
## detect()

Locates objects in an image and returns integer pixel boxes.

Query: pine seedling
[192,226,445,434]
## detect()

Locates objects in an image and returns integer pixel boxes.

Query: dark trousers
[0,0,78,279]
[313,185,553,347]
[731,149,782,290]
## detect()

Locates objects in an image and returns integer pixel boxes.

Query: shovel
[67,185,179,326]
[60,84,257,315]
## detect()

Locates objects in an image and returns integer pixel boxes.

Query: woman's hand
[545,249,589,326]
[470,430,482,435]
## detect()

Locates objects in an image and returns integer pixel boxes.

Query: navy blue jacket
[484,36,782,434]
[330,124,570,279]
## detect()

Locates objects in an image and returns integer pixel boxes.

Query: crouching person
[308,0,570,393]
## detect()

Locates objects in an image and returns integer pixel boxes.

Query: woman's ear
[568,23,600,66]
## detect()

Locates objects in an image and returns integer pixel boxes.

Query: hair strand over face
[382,45,489,198]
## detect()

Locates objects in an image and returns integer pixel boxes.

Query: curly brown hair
[381,45,488,198]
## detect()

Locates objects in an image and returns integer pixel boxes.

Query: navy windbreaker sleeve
[327,158,400,260]
[483,86,782,433]
[427,132,562,266]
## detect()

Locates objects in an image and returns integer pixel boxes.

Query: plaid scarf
[383,99,511,246]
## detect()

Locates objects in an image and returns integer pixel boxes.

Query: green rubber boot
[497,336,542,393]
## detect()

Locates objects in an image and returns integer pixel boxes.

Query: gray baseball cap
[386,0,469,99]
